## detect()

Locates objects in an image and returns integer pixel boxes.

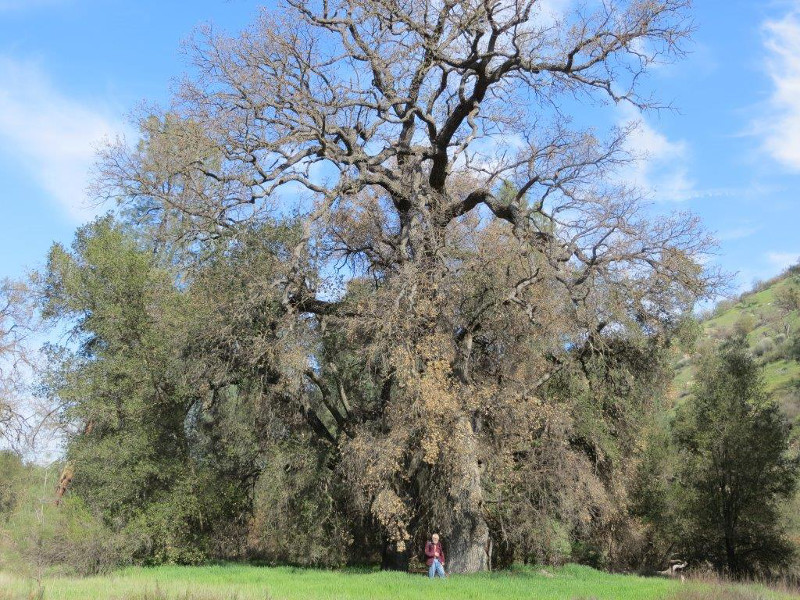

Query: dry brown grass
[0,589,44,600]
[664,569,800,600]
[665,589,771,600]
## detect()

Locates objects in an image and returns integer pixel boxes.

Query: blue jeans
[428,558,446,578]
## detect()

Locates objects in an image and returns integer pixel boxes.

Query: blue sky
[0,0,799,295]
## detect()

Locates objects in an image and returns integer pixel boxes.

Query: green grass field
[2,564,798,600]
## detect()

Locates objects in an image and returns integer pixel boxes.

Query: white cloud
[766,251,800,272]
[618,103,696,202]
[0,57,125,222]
[718,224,760,242]
[760,10,800,171]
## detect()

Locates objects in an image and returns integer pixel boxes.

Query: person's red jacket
[424,541,445,566]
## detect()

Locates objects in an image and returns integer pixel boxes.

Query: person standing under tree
[425,533,446,578]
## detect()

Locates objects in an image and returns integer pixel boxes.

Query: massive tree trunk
[448,502,490,573]
[446,417,490,573]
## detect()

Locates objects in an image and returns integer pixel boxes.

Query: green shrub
[733,314,757,339]
[570,541,605,570]
[4,495,126,578]
[0,451,26,519]
[790,337,800,361]
[753,337,775,357]
[247,442,356,568]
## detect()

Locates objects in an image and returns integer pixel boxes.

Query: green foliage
[789,336,800,362]
[1,462,126,578]
[481,335,678,571]
[672,339,798,575]
[5,495,126,577]
[27,213,799,579]
[41,219,202,561]
[248,440,360,568]
[754,337,775,358]
[36,217,360,569]
[0,451,26,518]
[733,314,757,339]
[628,423,682,570]
[670,271,800,576]
[38,219,269,566]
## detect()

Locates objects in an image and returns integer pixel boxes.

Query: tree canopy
[672,339,797,575]
[37,0,724,573]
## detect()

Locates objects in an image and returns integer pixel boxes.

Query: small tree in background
[773,281,800,339]
[672,339,798,575]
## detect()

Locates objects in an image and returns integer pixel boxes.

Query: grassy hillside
[2,564,798,600]
[672,268,800,421]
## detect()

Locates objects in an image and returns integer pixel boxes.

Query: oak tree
[94,0,716,572]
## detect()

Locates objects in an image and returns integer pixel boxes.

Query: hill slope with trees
[672,265,800,418]
[671,264,800,559]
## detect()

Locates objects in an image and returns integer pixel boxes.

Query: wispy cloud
[0,56,125,222]
[759,9,800,171]
[616,106,771,204]
[766,251,800,272]
[618,104,696,202]
[718,224,761,242]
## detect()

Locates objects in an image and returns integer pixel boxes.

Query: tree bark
[446,417,490,573]
[724,526,737,575]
